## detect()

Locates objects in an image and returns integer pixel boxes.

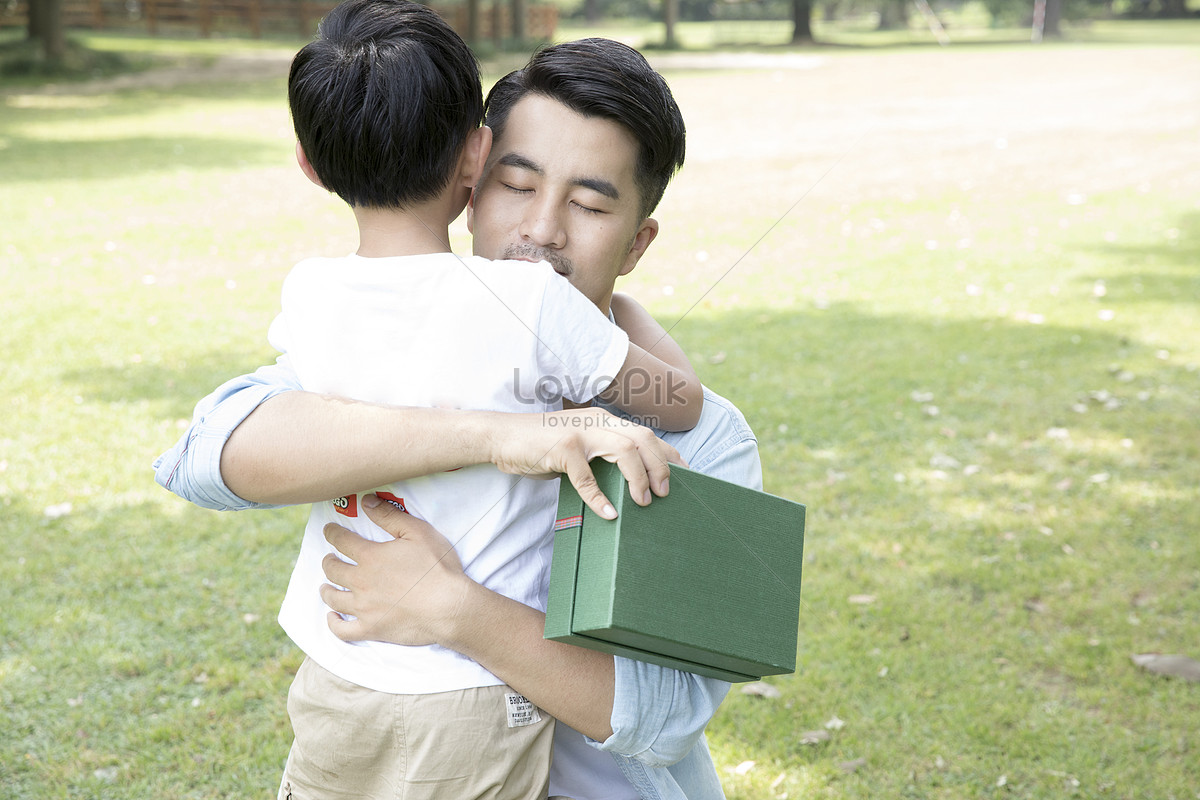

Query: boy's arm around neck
[598,292,703,431]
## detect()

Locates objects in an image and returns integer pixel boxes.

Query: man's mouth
[504,245,572,277]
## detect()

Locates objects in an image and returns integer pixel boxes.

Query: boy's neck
[352,205,454,258]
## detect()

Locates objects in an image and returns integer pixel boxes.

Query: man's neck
[352,205,454,258]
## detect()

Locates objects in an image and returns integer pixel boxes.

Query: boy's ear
[618,218,660,278]
[295,142,325,189]
[460,126,493,188]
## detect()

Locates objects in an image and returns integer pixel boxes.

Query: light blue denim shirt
[595,390,762,799]
[154,359,762,800]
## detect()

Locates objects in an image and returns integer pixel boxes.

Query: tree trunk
[584,0,600,23]
[510,0,526,41]
[1042,0,1062,38]
[466,0,481,45]
[663,0,679,48]
[28,0,67,66]
[28,0,45,40]
[876,0,909,30]
[792,0,814,43]
[1160,0,1186,17]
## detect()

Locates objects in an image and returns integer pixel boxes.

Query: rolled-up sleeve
[598,658,731,766]
[152,360,300,511]
[592,387,764,767]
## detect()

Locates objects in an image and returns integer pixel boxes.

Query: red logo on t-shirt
[332,495,358,517]
[376,491,408,513]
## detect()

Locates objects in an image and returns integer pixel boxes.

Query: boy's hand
[489,408,684,520]
[320,495,469,647]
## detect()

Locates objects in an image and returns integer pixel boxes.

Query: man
[155,39,761,799]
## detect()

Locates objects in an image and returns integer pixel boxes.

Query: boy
[269,2,701,797]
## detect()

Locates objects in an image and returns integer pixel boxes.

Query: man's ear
[618,218,660,277]
[295,141,325,189]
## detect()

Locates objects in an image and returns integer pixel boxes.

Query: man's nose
[518,196,566,249]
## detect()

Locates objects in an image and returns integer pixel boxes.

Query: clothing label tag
[505,692,541,728]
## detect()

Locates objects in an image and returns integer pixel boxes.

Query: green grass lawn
[2,22,1198,800]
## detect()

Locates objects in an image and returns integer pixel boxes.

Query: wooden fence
[0,0,557,41]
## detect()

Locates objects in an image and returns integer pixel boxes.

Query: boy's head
[288,0,483,210]
[483,39,686,221]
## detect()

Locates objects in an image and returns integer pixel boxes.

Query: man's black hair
[288,0,483,209]
[484,38,686,220]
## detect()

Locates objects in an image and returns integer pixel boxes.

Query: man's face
[467,94,658,314]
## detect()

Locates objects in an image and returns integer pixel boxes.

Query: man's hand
[488,408,685,520]
[320,495,470,646]
[320,492,618,739]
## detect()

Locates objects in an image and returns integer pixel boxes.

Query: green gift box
[545,460,806,682]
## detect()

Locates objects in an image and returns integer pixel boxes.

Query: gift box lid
[545,460,806,682]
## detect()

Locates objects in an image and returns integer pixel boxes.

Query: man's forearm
[446,582,616,741]
[221,393,500,504]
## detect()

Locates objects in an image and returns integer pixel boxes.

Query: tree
[466,0,481,45]
[27,0,67,66]
[877,0,910,29]
[1042,0,1062,37]
[1032,0,1063,39]
[511,0,527,41]
[663,0,680,48]
[792,0,814,43]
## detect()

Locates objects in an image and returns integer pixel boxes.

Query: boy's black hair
[484,38,686,220]
[289,0,483,209]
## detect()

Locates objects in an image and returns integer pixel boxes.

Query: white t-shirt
[269,252,629,694]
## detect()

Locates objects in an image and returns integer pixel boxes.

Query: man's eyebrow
[573,177,620,201]
[496,152,543,175]
[495,152,620,201]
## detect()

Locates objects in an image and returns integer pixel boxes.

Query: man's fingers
[359,497,465,573]
[326,609,365,642]
[628,432,680,498]
[605,431,683,505]
[324,521,368,559]
[322,550,355,589]
[358,494,420,539]
[319,580,351,613]
[321,584,369,642]
[562,455,616,519]
[602,438,654,508]
[553,413,692,515]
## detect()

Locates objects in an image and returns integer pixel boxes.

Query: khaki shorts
[278,658,554,800]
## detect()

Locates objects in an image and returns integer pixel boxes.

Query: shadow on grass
[61,346,280,421]
[0,74,288,180]
[1079,211,1200,307]
[0,133,287,182]
[680,301,1197,459]
[80,286,1198,506]
[52,278,1198,485]
[683,304,1199,788]
[0,36,138,81]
